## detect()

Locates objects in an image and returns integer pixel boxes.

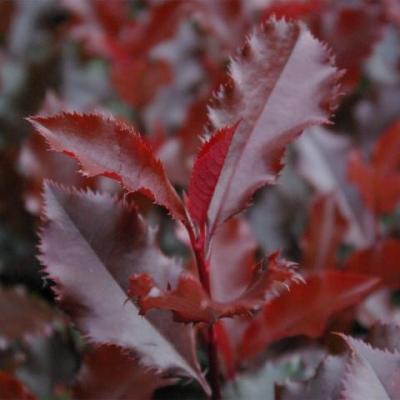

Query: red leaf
[239,271,380,360]
[19,133,94,215]
[0,372,36,400]
[348,150,400,214]
[74,345,170,400]
[315,1,384,90]
[0,287,64,347]
[111,58,172,109]
[28,113,185,221]
[187,125,237,229]
[262,0,384,91]
[204,18,341,235]
[345,239,400,288]
[341,335,400,399]
[39,182,209,393]
[348,121,400,214]
[301,194,347,271]
[372,120,400,172]
[129,252,301,323]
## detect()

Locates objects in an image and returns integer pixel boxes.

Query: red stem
[185,222,221,399]
[208,324,222,400]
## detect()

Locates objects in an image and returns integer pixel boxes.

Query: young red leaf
[341,335,400,399]
[297,127,375,247]
[0,287,64,348]
[0,372,36,400]
[74,345,170,400]
[187,125,237,230]
[129,253,301,323]
[345,239,400,288]
[202,18,341,235]
[239,271,380,360]
[301,194,347,271]
[27,113,185,221]
[39,182,208,393]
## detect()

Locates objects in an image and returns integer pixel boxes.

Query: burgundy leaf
[0,287,64,348]
[39,182,209,393]
[301,194,347,271]
[372,120,400,172]
[74,345,170,400]
[0,372,36,400]
[111,58,172,109]
[129,252,301,323]
[239,271,380,360]
[345,239,400,288]
[28,113,185,221]
[348,121,400,214]
[204,18,341,235]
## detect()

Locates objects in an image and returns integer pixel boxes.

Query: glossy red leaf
[341,335,400,399]
[129,252,301,323]
[39,182,209,393]
[0,372,36,400]
[28,113,185,221]
[187,125,237,230]
[345,239,400,288]
[301,194,347,271]
[205,18,341,235]
[239,271,380,360]
[74,345,170,400]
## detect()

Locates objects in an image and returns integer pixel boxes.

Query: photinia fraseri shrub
[24,16,387,399]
